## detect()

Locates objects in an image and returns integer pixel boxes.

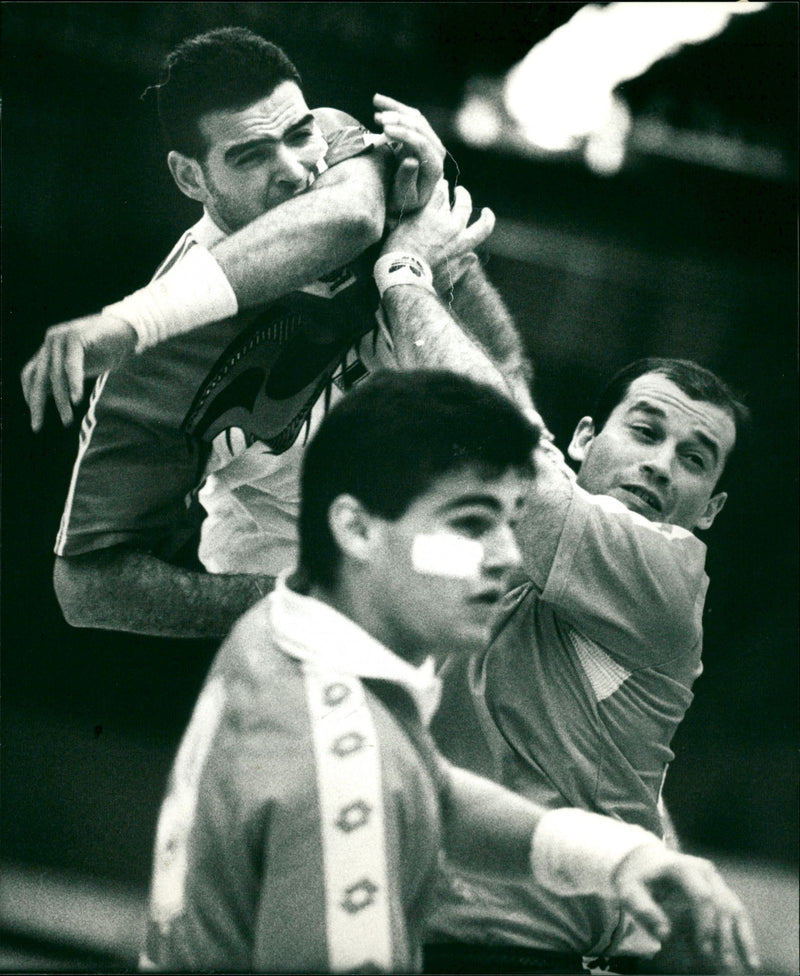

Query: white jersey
[183,214,395,575]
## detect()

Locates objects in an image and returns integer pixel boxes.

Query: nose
[274,143,308,188]
[641,442,674,484]
[483,525,523,577]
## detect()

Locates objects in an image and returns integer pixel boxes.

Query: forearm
[102,156,389,355]
[211,155,388,310]
[448,261,537,418]
[381,284,513,397]
[443,767,661,895]
[441,765,544,880]
[54,550,273,639]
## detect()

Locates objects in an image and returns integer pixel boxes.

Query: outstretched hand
[382,178,495,292]
[373,93,446,215]
[21,313,137,431]
[614,845,760,974]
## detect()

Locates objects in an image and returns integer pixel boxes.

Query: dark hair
[299,370,540,588]
[154,27,301,159]
[591,357,751,488]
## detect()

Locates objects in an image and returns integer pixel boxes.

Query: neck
[307,576,429,668]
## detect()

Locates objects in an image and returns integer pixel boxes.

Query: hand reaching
[21,313,136,431]
[373,93,446,215]
[382,178,495,293]
[614,845,760,974]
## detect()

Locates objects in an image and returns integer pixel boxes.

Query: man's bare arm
[21,148,389,432]
[448,260,538,420]
[22,98,447,431]
[381,284,511,397]
[377,180,515,393]
[54,550,272,639]
[377,178,575,585]
[391,283,575,588]
[381,270,576,589]
[211,147,388,309]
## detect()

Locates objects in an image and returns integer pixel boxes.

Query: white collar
[191,211,228,249]
[268,573,442,726]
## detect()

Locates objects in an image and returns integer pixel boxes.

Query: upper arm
[514,443,578,588]
[535,489,708,665]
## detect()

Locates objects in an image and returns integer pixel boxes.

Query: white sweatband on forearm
[103,244,239,353]
[530,808,663,897]
[373,252,436,299]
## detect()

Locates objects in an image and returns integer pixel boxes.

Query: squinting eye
[449,516,492,539]
[236,151,268,167]
[631,425,655,440]
[287,129,313,145]
[684,453,706,469]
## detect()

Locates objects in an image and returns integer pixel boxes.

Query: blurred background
[1,2,797,971]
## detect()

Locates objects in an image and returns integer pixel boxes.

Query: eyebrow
[223,113,315,163]
[628,401,721,464]
[438,494,505,515]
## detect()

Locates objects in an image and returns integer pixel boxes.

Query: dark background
[2,0,797,907]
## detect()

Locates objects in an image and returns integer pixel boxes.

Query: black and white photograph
[1,3,797,973]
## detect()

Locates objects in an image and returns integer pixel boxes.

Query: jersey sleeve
[312,107,384,170]
[54,323,231,561]
[540,486,709,668]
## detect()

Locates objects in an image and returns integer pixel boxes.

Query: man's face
[569,372,737,532]
[365,466,527,666]
[194,81,327,233]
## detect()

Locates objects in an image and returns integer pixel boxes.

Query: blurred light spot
[455,94,503,148]
[502,1,768,173]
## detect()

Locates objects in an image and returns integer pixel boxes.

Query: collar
[192,211,228,249]
[268,573,442,726]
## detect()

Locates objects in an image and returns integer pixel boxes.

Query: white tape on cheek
[411,533,484,578]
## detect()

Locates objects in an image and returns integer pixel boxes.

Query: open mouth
[620,484,663,513]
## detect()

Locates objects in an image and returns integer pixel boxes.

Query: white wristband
[530,808,663,896]
[373,251,436,299]
[103,244,239,353]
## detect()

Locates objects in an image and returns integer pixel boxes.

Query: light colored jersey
[142,576,445,973]
[427,447,709,956]
[194,295,393,575]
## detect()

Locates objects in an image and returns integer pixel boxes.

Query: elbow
[341,193,385,249]
[53,555,99,629]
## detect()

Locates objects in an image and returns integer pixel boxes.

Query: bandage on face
[411,533,484,578]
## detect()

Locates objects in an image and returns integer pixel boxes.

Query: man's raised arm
[22,97,446,430]
[372,177,577,586]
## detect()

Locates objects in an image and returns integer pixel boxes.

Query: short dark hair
[591,357,751,488]
[154,27,302,159]
[299,370,540,588]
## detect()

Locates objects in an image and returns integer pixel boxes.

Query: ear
[694,491,727,531]
[327,494,382,566]
[567,417,595,463]
[167,151,208,203]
